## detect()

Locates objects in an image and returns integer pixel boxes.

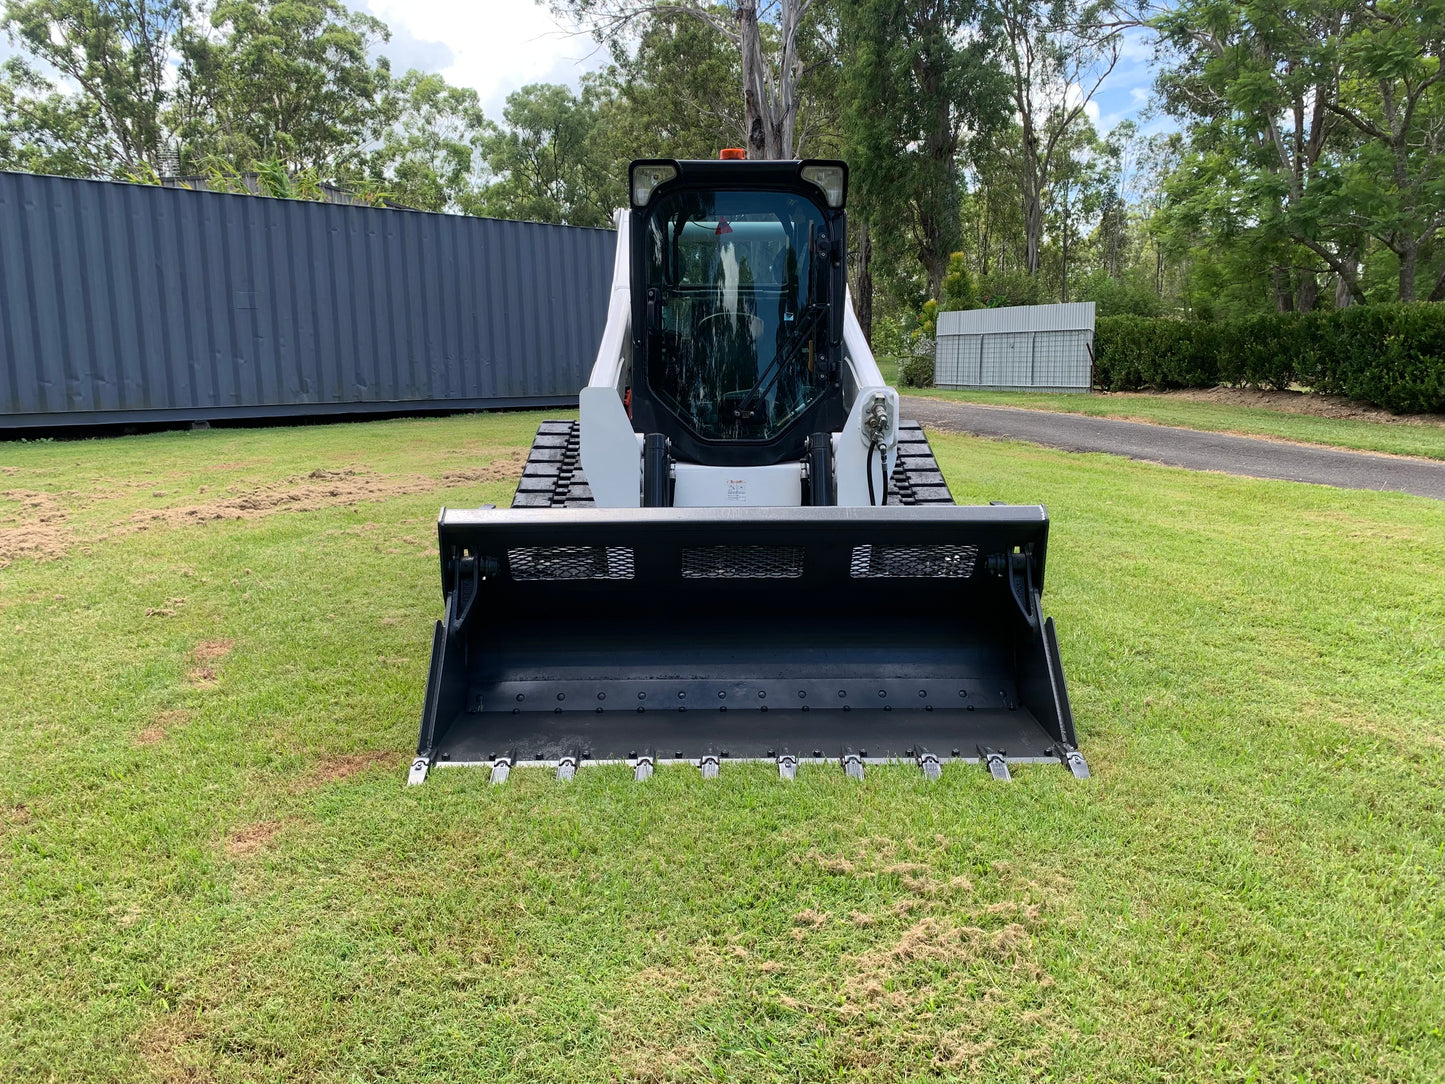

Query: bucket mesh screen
[681,545,805,579]
[850,544,978,578]
[508,546,634,580]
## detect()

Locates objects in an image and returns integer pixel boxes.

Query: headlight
[631,162,678,208]
[800,163,846,208]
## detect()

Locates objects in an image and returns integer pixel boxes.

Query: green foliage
[363,71,486,213]
[915,299,939,340]
[187,0,392,174]
[1074,268,1165,317]
[0,0,189,175]
[1095,305,1445,413]
[477,78,625,227]
[976,270,1042,308]
[940,252,977,311]
[1325,304,1445,414]
[898,351,936,388]
[839,0,1007,298]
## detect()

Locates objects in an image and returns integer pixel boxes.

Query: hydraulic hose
[866,440,888,506]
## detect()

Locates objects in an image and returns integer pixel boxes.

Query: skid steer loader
[410,154,1087,785]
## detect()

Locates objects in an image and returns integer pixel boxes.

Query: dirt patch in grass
[225,821,283,856]
[192,639,234,663]
[1116,386,1445,426]
[607,965,722,1082]
[137,1011,208,1083]
[0,489,70,567]
[295,751,395,789]
[184,639,233,686]
[137,708,191,746]
[129,455,525,530]
[1,802,33,834]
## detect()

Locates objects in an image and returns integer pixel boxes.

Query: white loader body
[581,210,899,508]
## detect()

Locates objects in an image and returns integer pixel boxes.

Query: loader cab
[627,157,850,466]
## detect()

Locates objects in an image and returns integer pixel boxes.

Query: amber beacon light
[719,147,747,160]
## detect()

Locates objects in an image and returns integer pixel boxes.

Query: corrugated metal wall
[935,303,1095,392]
[0,171,617,427]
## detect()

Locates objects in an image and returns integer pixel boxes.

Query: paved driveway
[902,396,1445,501]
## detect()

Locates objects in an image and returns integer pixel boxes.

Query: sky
[361,0,611,120]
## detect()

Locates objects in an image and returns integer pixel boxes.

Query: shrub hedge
[1094,304,1445,414]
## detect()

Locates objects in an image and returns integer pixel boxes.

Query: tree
[604,15,746,157]
[0,0,191,175]
[184,0,393,175]
[364,71,488,213]
[1153,0,1445,306]
[840,0,1006,312]
[551,0,830,159]
[0,0,414,186]
[478,78,626,226]
[1154,0,1354,310]
[1320,0,1445,301]
[989,0,1122,278]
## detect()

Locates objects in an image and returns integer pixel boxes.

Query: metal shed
[934,302,1095,392]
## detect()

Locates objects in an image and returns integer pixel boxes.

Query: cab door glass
[646,190,831,441]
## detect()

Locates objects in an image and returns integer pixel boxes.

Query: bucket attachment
[411,505,1082,783]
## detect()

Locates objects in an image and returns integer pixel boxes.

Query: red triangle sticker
[715,216,733,235]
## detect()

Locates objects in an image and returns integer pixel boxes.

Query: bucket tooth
[407,756,430,786]
[915,748,943,782]
[776,752,798,781]
[699,750,721,779]
[1048,742,1090,779]
[978,746,1011,782]
[841,750,865,781]
[556,749,581,782]
[632,749,656,782]
[490,751,516,785]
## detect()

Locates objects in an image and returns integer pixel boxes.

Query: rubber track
[512,419,955,507]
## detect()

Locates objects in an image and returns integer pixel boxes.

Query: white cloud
[359,0,608,118]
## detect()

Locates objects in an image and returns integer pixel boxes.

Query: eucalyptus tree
[550,0,831,159]
[839,0,1007,312]
[988,0,1122,279]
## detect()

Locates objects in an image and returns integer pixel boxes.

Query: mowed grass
[906,386,1445,461]
[2,412,1443,1082]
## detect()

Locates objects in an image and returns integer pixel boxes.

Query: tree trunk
[1398,242,1417,302]
[1273,266,1295,312]
[1023,194,1042,278]
[735,0,801,159]
[853,220,873,345]
[1296,272,1317,313]
[922,246,947,305]
[1060,182,1070,303]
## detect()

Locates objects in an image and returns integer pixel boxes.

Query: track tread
[512,419,954,508]
[513,421,593,508]
[887,421,955,506]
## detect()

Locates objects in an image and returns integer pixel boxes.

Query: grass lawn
[2,412,1443,1082]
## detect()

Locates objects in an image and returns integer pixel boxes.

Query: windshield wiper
[732,304,827,421]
